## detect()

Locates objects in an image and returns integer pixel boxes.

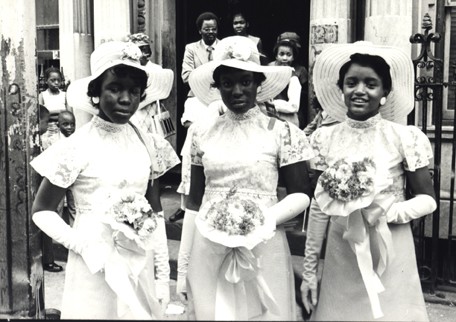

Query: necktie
[207,46,214,61]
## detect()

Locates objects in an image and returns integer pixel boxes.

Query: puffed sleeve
[401,125,434,171]
[30,137,87,188]
[278,121,314,167]
[309,127,329,171]
[147,134,180,179]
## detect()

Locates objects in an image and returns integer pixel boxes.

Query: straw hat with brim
[189,36,293,106]
[66,41,173,115]
[313,41,414,122]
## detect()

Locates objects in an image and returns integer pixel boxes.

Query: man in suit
[181,11,220,100]
[170,12,220,222]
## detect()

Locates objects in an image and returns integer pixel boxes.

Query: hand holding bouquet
[195,187,279,319]
[315,157,395,319]
[196,187,275,250]
[315,157,392,218]
[103,190,162,250]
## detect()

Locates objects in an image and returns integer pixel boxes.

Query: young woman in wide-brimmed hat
[176,36,313,320]
[301,41,436,321]
[31,41,179,320]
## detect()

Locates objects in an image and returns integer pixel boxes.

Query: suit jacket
[181,39,219,97]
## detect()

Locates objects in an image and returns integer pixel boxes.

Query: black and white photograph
[1,0,456,321]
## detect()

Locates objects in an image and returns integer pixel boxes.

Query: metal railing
[410,13,456,292]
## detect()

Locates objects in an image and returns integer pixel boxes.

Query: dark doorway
[175,0,311,153]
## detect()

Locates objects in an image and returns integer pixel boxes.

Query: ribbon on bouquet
[214,247,279,320]
[103,233,162,319]
[334,194,396,319]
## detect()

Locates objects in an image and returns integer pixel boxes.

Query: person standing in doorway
[267,32,309,128]
[231,12,267,65]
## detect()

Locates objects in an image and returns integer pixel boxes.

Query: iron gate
[410,13,456,293]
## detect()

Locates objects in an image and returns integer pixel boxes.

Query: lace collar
[92,116,125,133]
[225,105,261,121]
[345,113,382,129]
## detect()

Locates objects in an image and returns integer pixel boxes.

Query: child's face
[97,71,142,124]
[233,15,248,35]
[275,45,294,66]
[46,72,62,91]
[58,114,75,137]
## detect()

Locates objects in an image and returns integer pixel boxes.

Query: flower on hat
[226,44,252,61]
[121,43,142,62]
[127,33,150,44]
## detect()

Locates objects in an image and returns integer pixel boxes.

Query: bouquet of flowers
[195,187,275,250]
[315,157,391,217]
[319,157,376,202]
[315,157,395,319]
[102,190,162,250]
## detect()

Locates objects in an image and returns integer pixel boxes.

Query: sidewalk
[43,184,456,321]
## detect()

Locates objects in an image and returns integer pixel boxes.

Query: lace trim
[345,113,382,129]
[92,116,125,133]
[225,106,260,121]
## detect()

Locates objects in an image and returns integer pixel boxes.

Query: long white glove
[33,210,110,273]
[176,209,197,297]
[386,194,436,224]
[273,76,301,114]
[267,192,310,225]
[153,213,170,312]
[300,199,330,314]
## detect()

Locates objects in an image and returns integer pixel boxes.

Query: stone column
[0,1,43,319]
[59,0,94,82]
[364,0,413,53]
[364,0,413,124]
[93,0,131,47]
[308,0,353,117]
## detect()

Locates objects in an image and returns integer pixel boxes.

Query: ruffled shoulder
[145,133,180,179]
[309,126,334,171]
[278,121,314,167]
[30,134,87,188]
[399,125,433,171]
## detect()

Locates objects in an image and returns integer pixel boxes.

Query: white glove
[33,210,110,273]
[176,209,197,299]
[155,280,170,315]
[301,199,330,313]
[386,194,436,224]
[267,192,310,225]
[152,213,170,312]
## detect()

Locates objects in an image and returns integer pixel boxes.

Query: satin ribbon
[214,247,279,320]
[103,232,162,319]
[335,194,395,319]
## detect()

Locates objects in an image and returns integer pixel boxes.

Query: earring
[257,86,262,94]
[341,93,345,101]
[380,97,387,106]
[91,97,100,105]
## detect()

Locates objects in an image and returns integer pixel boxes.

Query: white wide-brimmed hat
[313,41,415,122]
[67,41,173,115]
[189,36,293,106]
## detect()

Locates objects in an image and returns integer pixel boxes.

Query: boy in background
[57,111,76,226]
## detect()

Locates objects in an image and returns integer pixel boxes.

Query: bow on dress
[315,176,396,319]
[214,246,279,320]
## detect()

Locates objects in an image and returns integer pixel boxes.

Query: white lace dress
[186,106,314,320]
[308,113,433,321]
[31,116,180,319]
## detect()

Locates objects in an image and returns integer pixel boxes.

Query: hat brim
[139,65,174,109]
[67,64,174,115]
[189,60,293,106]
[313,41,415,122]
[66,77,98,115]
